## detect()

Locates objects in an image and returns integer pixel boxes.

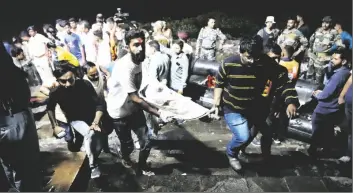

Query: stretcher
[138,79,212,120]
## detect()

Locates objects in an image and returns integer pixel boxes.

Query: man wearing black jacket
[47,60,105,179]
[0,41,41,191]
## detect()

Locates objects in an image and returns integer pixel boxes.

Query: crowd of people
[0,10,352,192]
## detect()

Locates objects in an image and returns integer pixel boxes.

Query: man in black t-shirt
[47,60,105,179]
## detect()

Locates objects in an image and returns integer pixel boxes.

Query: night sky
[1,0,352,39]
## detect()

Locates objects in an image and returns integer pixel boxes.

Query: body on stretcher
[138,79,213,121]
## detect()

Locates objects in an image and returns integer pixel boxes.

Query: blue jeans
[224,113,250,158]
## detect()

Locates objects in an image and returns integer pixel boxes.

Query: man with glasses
[46,60,105,179]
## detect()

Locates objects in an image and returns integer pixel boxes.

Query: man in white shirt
[77,20,92,47]
[91,30,112,76]
[106,29,172,173]
[27,25,56,88]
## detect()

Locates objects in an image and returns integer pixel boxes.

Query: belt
[201,47,215,50]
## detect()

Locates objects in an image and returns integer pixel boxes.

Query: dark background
[1,0,352,40]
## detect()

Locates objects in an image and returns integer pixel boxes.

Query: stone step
[39,137,89,191]
[87,173,352,192]
[94,148,352,190]
[105,129,351,180]
[40,150,88,192]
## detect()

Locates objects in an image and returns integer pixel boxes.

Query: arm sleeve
[277,33,284,46]
[216,29,226,46]
[46,90,58,111]
[180,55,189,89]
[195,28,204,55]
[160,44,173,56]
[298,31,308,52]
[215,60,228,88]
[333,33,343,49]
[292,62,299,80]
[38,34,51,44]
[148,57,160,81]
[349,34,353,49]
[309,32,316,50]
[77,35,83,47]
[271,62,300,107]
[316,74,348,101]
[257,29,264,38]
[84,80,105,112]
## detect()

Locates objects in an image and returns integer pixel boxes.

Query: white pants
[32,56,56,87]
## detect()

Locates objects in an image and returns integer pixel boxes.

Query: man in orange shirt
[279,45,299,83]
[270,45,299,144]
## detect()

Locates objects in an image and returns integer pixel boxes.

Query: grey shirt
[160,45,189,91]
[146,51,170,85]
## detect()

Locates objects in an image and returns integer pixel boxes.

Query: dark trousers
[310,110,343,149]
[112,111,151,166]
[242,102,273,157]
[0,109,41,192]
[268,108,290,141]
[345,104,352,157]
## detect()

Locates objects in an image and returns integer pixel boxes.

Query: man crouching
[46,60,105,179]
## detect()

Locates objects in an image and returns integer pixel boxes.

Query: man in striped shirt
[212,38,299,171]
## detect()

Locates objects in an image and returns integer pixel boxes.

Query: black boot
[136,149,151,175]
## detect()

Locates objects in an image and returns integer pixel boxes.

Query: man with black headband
[46,60,105,179]
[106,29,172,174]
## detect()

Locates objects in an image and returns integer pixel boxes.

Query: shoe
[174,119,186,126]
[136,161,152,176]
[251,137,261,147]
[273,138,281,145]
[227,155,242,171]
[338,156,351,163]
[53,127,66,139]
[90,166,101,179]
[238,151,265,163]
[121,157,133,168]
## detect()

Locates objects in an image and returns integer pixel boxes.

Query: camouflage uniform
[196,27,226,61]
[277,28,308,58]
[307,28,344,84]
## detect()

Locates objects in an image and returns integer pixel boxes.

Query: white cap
[265,16,276,23]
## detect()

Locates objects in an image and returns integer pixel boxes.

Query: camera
[114,8,129,23]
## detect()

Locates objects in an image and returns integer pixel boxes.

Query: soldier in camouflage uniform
[307,16,344,84]
[196,18,226,61]
[277,16,308,63]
